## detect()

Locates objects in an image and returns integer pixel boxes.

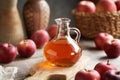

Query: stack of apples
[94,32,120,58]
[76,0,120,58]
[0,39,37,63]
[75,60,120,80]
[0,24,58,64]
[76,0,120,13]
[74,32,120,80]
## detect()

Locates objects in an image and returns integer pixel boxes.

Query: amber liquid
[44,38,82,67]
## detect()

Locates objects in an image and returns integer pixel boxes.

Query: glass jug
[44,18,82,67]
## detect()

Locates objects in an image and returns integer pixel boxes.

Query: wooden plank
[24,55,89,80]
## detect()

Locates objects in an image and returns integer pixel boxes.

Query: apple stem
[107,60,110,65]
[116,72,120,75]
[84,68,87,71]
[84,68,91,72]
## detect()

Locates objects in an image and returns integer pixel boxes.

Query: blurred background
[18,0,79,27]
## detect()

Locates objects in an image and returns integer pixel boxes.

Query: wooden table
[1,40,120,80]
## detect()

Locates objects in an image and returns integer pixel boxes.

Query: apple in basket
[115,0,120,11]
[96,0,117,12]
[76,0,96,13]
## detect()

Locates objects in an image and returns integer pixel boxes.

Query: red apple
[17,39,36,58]
[96,0,117,12]
[0,43,17,63]
[115,0,120,11]
[94,60,117,78]
[47,24,58,39]
[31,30,50,48]
[94,32,114,50]
[102,70,120,80]
[75,69,100,80]
[103,39,120,58]
[76,1,96,13]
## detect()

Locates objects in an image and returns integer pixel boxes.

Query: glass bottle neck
[55,18,70,39]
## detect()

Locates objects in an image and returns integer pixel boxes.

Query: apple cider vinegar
[44,38,82,67]
[44,18,82,67]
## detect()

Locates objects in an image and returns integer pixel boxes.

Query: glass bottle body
[44,18,82,67]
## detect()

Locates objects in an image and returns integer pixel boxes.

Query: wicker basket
[73,10,120,39]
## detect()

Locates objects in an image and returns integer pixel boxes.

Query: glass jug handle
[70,27,81,43]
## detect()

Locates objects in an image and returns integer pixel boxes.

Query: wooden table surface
[1,40,120,80]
